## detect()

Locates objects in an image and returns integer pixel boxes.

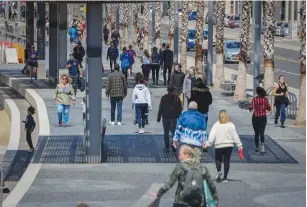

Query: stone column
[85,3,102,163]
[284,0,289,21]
[37,2,46,79]
[275,1,282,21]
[26,2,34,46]
[57,3,67,81]
[48,4,58,84]
[290,0,295,21]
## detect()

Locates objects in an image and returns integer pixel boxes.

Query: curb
[0,73,50,206]
[0,89,21,181]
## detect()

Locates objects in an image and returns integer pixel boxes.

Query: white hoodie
[132,84,152,110]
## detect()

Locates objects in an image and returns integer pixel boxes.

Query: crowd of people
[68,18,86,45]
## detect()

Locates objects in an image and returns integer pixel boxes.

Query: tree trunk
[111,5,116,31]
[123,3,129,47]
[133,4,139,48]
[155,1,161,49]
[106,4,112,32]
[143,3,150,51]
[180,1,189,74]
[195,0,205,79]
[119,4,125,49]
[214,0,226,90]
[295,0,306,126]
[168,2,174,51]
[263,0,275,90]
[234,0,252,100]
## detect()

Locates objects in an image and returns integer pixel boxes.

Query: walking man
[170,63,185,108]
[190,78,212,125]
[107,42,119,71]
[66,54,83,96]
[162,44,174,85]
[21,44,30,74]
[105,64,127,126]
[73,41,85,68]
[157,85,182,151]
[173,101,207,159]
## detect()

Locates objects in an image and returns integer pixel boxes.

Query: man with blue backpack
[66,54,83,96]
[107,42,119,71]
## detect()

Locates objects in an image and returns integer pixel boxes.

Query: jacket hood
[181,158,201,169]
[135,84,146,90]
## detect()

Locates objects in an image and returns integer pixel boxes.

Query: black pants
[104,35,108,44]
[215,147,233,179]
[151,64,160,83]
[26,130,34,150]
[163,64,172,83]
[109,58,116,70]
[122,69,128,80]
[83,112,85,121]
[252,115,267,149]
[142,65,151,82]
[162,118,177,149]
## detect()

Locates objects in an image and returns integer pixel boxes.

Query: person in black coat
[157,85,182,151]
[22,106,36,152]
[162,44,174,85]
[190,78,212,124]
[73,42,85,68]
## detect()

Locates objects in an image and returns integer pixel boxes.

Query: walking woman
[151,47,160,85]
[205,110,243,183]
[273,75,288,128]
[132,73,152,134]
[250,87,271,154]
[141,49,152,83]
[53,74,76,127]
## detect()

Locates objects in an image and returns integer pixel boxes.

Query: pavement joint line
[275,55,300,63]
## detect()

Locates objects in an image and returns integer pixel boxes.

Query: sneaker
[261,143,265,154]
[216,172,222,181]
[62,124,67,127]
[255,148,259,154]
[274,119,278,124]
[109,121,115,126]
[139,129,143,134]
[222,178,229,183]
[117,122,121,126]
[58,121,62,127]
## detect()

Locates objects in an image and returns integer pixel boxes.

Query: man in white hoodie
[132,73,152,134]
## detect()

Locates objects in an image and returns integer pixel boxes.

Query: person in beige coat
[182,67,196,106]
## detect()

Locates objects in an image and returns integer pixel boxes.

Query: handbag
[203,180,217,207]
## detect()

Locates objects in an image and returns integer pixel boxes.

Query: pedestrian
[120,47,131,79]
[73,41,86,68]
[159,43,166,75]
[53,74,76,127]
[151,47,160,85]
[152,144,218,207]
[69,24,78,45]
[162,44,174,85]
[81,96,86,125]
[21,44,30,74]
[273,75,288,128]
[141,49,152,83]
[105,64,127,126]
[157,85,182,151]
[22,106,36,152]
[127,45,136,77]
[28,45,39,83]
[170,63,185,108]
[249,87,271,154]
[106,42,119,71]
[66,54,83,96]
[132,72,152,134]
[172,101,207,159]
[103,24,110,45]
[190,78,212,125]
[183,67,197,106]
[204,110,243,183]
[111,30,120,48]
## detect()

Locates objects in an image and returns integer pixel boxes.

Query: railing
[0,18,26,45]
[220,74,237,96]
[267,86,298,119]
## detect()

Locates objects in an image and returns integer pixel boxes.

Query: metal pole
[17,1,21,22]
[174,1,179,63]
[253,1,261,96]
[152,2,156,47]
[0,165,3,207]
[207,0,213,86]
[116,6,119,32]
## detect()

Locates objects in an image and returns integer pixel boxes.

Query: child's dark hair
[27,106,35,115]
[256,87,267,97]
[135,72,144,84]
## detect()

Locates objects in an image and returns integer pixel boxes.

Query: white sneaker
[117,122,122,126]
[139,128,144,134]
[216,172,222,181]
[261,143,265,154]
[109,121,115,126]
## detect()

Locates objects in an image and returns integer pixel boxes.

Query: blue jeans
[110,97,123,122]
[135,103,148,129]
[276,103,286,122]
[56,104,70,124]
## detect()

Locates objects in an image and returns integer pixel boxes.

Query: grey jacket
[183,75,196,99]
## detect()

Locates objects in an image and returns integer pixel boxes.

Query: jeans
[162,118,177,149]
[135,103,148,129]
[109,58,116,70]
[122,69,128,79]
[252,115,267,149]
[275,103,286,122]
[110,97,123,122]
[26,130,34,150]
[215,147,233,179]
[163,64,172,83]
[56,104,70,124]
